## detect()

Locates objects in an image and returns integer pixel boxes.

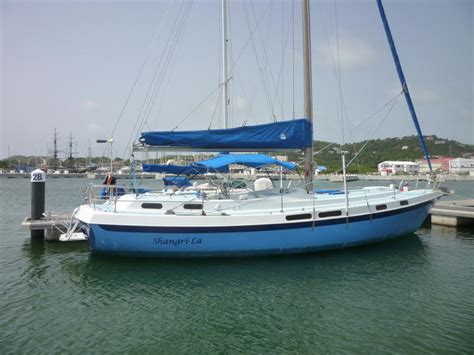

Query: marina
[21,0,454,258]
[2,176,474,353]
[2,0,473,352]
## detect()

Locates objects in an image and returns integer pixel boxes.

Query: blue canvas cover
[139,119,312,150]
[142,163,208,175]
[195,154,296,170]
[163,176,191,187]
[142,163,228,174]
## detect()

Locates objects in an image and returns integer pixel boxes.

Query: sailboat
[70,0,444,256]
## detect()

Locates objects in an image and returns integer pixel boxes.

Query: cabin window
[318,210,342,218]
[376,204,387,211]
[141,203,163,209]
[286,213,312,221]
[183,203,203,210]
[399,200,409,206]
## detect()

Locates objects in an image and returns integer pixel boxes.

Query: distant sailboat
[68,0,444,257]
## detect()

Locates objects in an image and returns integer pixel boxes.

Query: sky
[1,0,473,160]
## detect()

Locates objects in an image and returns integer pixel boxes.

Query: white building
[378,161,420,176]
[449,158,474,174]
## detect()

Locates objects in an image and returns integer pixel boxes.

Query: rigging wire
[344,97,400,169]
[224,1,276,127]
[243,0,274,119]
[322,0,361,170]
[281,0,284,119]
[260,0,278,117]
[129,1,189,134]
[313,90,404,156]
[141,2,191,128]
[172,86,221,131]
[270,2,293,121]
[121,0,193,158]
[300,94,401,170]
[292,0,295,118]
[109,0,174,141]
[101,0,174,159]
[149,40,183,130]
[231,66,260,126]
[228,0,234,128]
[208,88,223,130]
[210,0,273,130]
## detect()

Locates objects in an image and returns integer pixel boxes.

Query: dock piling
[30,169,46,239]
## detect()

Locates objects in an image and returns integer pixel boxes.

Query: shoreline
[1,172,473,181]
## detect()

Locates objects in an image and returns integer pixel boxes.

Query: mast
[302,0,314,190]
[87,139,92,166]
[221,0,229,129]
[67,132,77,168]
[376,0,432,173]
[50,128,60,170]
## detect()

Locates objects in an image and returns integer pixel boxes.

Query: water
[1,178,473,353]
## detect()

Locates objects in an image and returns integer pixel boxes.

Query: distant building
[449,158,474,174]
[416,157,453,173]
[378,161,419,176]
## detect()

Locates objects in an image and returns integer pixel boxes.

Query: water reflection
[21,238,89,287]
[57,234,428,295]
[431,224,474,241]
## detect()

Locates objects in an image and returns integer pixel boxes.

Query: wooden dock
[431,199,474,227]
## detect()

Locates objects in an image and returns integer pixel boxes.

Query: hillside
[2,136,473,173]
[288,135,474,173]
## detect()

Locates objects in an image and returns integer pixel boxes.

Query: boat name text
[153,237,202,247]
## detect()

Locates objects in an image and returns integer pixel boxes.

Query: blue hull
[84,201,433,257]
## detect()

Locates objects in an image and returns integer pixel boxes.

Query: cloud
[87,122,104,135]
[411,88,438,104]
[80,100,99,111]
[318,34,376,69]
[233,96,249,113]
[318,33,376,69]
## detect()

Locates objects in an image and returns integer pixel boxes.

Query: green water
[1,178,473,353]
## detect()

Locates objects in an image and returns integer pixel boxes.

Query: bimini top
[143,164,207,174]
[142,163,227,174]
[194,154,296,171]
[139,119,311,151]
[142,154,295,175]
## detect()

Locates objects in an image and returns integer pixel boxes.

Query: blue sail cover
[139,119,312,150]
[195,154,296,170]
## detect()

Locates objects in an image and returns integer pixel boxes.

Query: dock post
[30,169,46,239]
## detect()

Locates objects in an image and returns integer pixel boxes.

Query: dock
[21,213,73,241]
[431,199,474,227]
